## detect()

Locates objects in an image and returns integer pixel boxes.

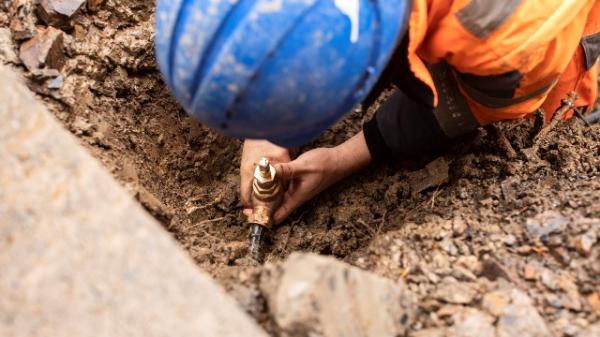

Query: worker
[156,0,600,224]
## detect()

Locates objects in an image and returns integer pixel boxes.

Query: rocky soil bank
[1,1,599,336]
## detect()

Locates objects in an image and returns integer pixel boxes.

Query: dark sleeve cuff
[363,116,394,163]
[362,90,451,163]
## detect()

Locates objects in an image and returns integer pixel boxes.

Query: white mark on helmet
[334,0,360,43]
[257,0,283,13]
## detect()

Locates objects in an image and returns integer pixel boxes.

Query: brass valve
[248,157,283,228]
[246,157,283,262]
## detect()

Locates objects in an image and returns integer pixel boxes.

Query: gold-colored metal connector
[246,157,284,263]
[248,157,283,228]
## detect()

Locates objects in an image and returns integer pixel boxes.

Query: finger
[273,189,307,224]
[240,190,251,207]
[243,208,252,216]
[275,162,296,182]
[273,201,294,225]
[240,191,249,206]
[240,175,252,207]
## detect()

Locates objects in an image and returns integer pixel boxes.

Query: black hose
[248,224,266,262]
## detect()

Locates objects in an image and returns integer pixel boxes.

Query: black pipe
[248,223,266,262]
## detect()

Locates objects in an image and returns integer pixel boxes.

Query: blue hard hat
[156,0,412,147]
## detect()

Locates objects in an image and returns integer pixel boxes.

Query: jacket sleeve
[363,90,449,162]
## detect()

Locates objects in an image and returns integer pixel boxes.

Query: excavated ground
[2,1,599,336]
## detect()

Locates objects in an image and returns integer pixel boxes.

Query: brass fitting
[249,157,283,228]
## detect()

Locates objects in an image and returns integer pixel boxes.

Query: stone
[39,0,86,28]
[10,0,37,40]
[109,23,154,70]
[540,268,559,290]
[408,157,450,195]
[526,211,569,239]
[587,292,600,315]
[87,0,106,12]
[579,323,600,337]
[451,266,477,282]
[432,251,451,272]
[504,234,517,246]
[260,253,416,337]
[447,308,495,337]
[27,69,64,96]
[452,217,468,236]
[575,229,597,257]
[19,27,65,72]
[523,261,542,281]
[545,293,564,309]
[46,74,64,89]
[437,304,464,318]
[483,289,552,337]
[549,311,583,337]
[433,278,478,304]
[501,176,520,201]
[479,198,494,206]
[0,28,19,64]
[0,65,268,337]
[418,263,441,284]
[72,116,93,135]
[556,275,582,311]
[456,255,482,275]
[439,237,458,256]
[482,291,512,316]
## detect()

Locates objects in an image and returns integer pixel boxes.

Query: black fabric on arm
[363,116,392,162]
[363,90,450,162]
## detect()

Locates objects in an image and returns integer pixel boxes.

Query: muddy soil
[2,1,599,336]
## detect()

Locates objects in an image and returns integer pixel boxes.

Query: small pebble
[504,234,517,246]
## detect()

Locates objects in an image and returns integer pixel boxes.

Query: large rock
[38,0,86,28]
[482,289,551,337]
[433,277,479,304]
[0,65,268,337]
[260,253,416,337]
[19,26,65,71]
[525,211,569,239]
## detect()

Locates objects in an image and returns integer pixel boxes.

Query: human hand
[272,131,372,224]
[272,147,341,224]
[240,140,291,217]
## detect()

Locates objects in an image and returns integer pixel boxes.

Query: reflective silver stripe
[456,0,522,39]
[429,62,480,138]
[581,32,600,70]
[455,73,557,109]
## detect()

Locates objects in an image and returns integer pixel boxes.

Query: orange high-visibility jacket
[407,0,600,136]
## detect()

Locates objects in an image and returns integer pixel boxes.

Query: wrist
[331,131,372,178]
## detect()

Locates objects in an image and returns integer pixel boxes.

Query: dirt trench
[2,1,599,336]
